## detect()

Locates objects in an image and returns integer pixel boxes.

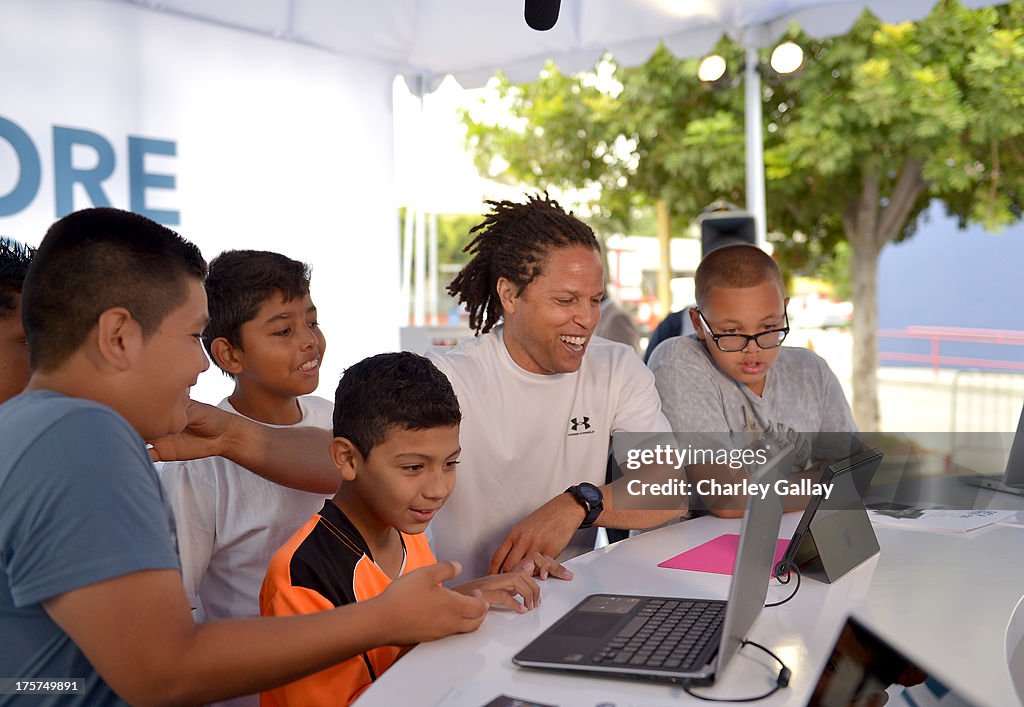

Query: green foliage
[768,0,1024,243]
[436,213,483,266]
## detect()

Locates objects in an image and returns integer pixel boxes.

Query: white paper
[869,508,1017,533]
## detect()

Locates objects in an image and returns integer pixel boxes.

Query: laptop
[513,443,795,686]
[808,615,980,706]
[957,401,1024,497]
[776,447,883,582]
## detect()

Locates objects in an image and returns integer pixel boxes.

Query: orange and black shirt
[259,500,435,706]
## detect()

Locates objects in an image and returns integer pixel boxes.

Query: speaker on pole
[699,210,756,259]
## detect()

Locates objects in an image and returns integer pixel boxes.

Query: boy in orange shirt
[261,352,571,706]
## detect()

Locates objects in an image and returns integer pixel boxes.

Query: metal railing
[948,370,1024,473]
[878,326,1024,375]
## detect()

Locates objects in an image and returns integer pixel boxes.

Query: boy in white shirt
[160,249,332,706]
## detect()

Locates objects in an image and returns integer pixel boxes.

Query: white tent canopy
[115,0,998,90]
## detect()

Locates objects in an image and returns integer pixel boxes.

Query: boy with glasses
[648,244,856,517]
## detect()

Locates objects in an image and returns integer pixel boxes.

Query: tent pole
[744,44,768,250]
[414,205,426,326]
[412,76,427,326]
[401,204,414,325]
[428,211,439,324]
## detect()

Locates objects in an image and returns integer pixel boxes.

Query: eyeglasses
[696,309,790,352]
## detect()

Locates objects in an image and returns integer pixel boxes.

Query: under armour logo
[570,417,591,431]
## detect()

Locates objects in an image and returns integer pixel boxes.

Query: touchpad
[551,612,622,638]
[578,595,642,614]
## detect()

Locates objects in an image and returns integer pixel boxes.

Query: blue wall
[876,201,1024,368]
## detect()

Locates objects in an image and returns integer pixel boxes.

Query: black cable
[681,640,790,702]
[765,560,801,608]
[361,651,378,682]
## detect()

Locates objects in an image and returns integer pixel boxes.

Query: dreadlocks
[0,237,35,318]
[448,194,599,334]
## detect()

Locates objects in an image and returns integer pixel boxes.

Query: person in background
[594,291,642,355]
[642,307,696,364]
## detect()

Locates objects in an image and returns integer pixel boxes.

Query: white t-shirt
[427,326,672,579]
[159,396,332,620]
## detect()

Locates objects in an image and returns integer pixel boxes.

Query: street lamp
[770,41,805,75]
[697,54,728,83]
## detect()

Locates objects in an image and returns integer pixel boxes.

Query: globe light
[770,41,804,75]
[697,54,728,83]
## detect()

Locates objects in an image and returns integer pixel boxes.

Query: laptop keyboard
[590,599,724,671]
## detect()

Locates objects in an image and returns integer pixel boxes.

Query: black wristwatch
[565,482,604,529]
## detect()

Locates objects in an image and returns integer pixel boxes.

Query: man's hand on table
[488,493,585,575]
[515,552,574,581]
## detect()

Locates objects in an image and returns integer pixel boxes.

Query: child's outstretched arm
[148,399,338,493]
[44,561,486,706]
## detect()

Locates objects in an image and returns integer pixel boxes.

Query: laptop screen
[807,616,980,706]
[715,443,794,677]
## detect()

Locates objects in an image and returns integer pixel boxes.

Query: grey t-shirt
[0,391,180,707]
[648,335,857,466]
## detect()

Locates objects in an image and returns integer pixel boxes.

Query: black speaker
[699,211,756,258]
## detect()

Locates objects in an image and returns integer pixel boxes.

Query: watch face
[578,483,602,505]
[574,483,603,529]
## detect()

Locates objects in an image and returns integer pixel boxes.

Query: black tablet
[776,447,884,582]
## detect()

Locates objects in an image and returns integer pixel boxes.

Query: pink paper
[658,534,790,577]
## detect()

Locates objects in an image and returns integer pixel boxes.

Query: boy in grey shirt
[648,245,856,516]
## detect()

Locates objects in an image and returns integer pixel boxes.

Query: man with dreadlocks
[426,194,679,579]
[0,237,34,403]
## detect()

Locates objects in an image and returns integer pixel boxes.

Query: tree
[463,0,1024,430]
[766,1,1024,429]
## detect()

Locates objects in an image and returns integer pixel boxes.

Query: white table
[357,498,1024,707]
